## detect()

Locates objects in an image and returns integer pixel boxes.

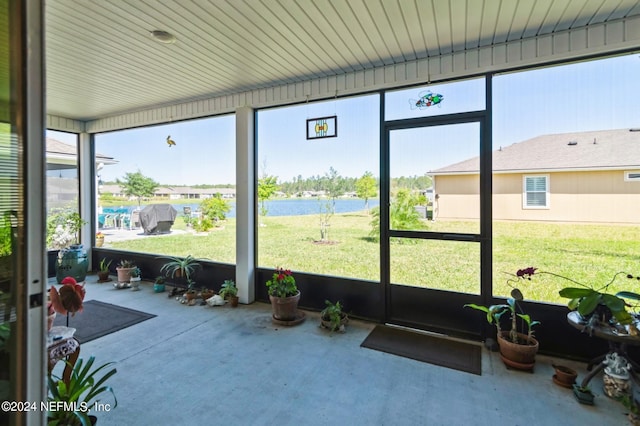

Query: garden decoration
[49,276,85,327]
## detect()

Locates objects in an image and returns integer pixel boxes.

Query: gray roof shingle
[431,129,640,174]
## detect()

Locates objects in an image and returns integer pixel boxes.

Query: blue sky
[48,53,640,186]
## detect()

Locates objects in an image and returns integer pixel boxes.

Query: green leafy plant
[219,279,238,299]
[199,195,231,224]
[555,271,640,326]
[321,300,347,332]
[46,210,87,250]
[98,258,112,273]
[265,267,297,298]
[154,276,165,284]
[129,267,141,278]
[465,267,541,343]
[159,254,202,282]
[193,216,213,232]
[47,355,118,426]
[369,188,427,241]
[116,259,134,269]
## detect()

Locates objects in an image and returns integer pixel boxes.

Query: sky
[48,53,640,186]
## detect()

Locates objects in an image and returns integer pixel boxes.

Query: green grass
[110,213,640,305]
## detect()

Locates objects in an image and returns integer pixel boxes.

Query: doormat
[52,300,156,344]
[360,325,482,375]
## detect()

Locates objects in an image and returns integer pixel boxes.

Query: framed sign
[306,115,337,140]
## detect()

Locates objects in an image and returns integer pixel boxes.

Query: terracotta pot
[229,295,239,307]
[201,290,215,300]
[116,267,133,283]
[97,271,110,282]
[269,291,300,321]
[497,331,538,370]
[553,364,577,387]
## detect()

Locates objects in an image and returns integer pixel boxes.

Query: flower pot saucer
[499,354,535,372]
[552,374,575,389]
[272,310,305,326]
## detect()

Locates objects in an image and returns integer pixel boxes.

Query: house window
[624,171,640,182]
[523,175,549,209]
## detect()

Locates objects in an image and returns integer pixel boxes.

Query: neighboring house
[46,138,117,209]
[429,129,640,224]
[101,184,235,200]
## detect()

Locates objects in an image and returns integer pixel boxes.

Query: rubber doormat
[361,325,482,375]
[52,300,156,343]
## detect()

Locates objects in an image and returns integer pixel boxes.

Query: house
[430,129,640,224]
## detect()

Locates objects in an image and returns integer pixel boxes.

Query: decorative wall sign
[306,115,337,140]
[409,91,443,110]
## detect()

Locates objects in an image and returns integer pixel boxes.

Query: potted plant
[219,279,239,307]
[49,211,89,284]
[129,267,142,291]
[97,258,112,282]
[266,267,300,321]
[159,254,202,282]
[47,355,118,425]
[116,259,135,284]
[465,267,541,371]
[552,364,577,388]
[95,231,105,247]
[555,271,640,333]
[153,276,165,293]
[572,384,595,405]
[200,286,215,301]
[320,300,348,333]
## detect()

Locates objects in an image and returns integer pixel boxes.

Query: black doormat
[361,325,482,375]
[52,300,156,343]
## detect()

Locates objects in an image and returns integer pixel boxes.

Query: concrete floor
[51,275,634,426]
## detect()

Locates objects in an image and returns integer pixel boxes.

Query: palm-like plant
[159,254,202,282]
[47,355,117,426]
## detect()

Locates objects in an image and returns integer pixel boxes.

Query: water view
[102,198,380,219]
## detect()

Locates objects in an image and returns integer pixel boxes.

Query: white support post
[78,132,93,264]
[235,106,255,303]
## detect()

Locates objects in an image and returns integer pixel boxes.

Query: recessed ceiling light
[150,30,176,44]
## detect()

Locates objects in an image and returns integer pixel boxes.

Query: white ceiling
[45,0,640,121]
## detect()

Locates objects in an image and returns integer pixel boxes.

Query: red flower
[516,267,537,279]
[50,276,85,316]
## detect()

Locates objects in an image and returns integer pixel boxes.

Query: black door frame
[380,102,492,336]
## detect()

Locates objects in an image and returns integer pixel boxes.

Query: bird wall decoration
[166,135,176,147]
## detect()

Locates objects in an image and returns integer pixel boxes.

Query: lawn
[110,212,640,305]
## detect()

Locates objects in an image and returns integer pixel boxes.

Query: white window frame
[522,174,550,209]
[624,171,640,182]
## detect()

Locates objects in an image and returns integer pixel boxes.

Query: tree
[257,175,278,219]
[118,171,158,208]
[318,167,344,242]
[355,171,377,210]
[369,188,427,241]
[199,194,231,224]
